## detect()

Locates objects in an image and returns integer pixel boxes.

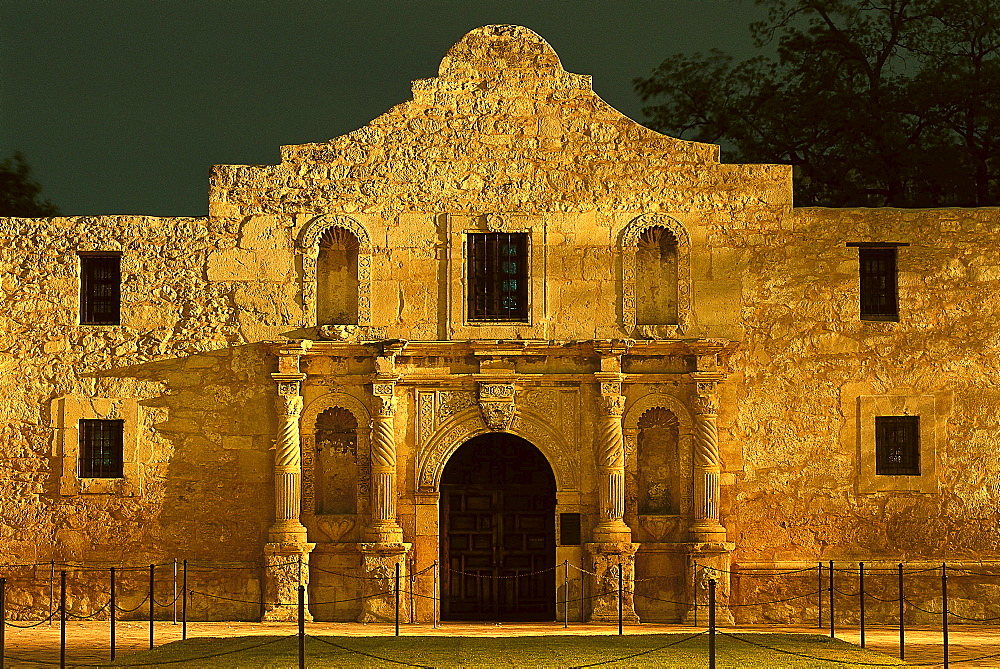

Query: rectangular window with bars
[79,419,124,478]
[467,232,528,322]
[80,254,121,325]
[875,415,920,476]
[859,246,898,321]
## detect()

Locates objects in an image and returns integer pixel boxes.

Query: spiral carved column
[358,375,409,622]
[264,341,315,621]
[594,390,630,542]
[692,379,727,542]
[365,381,403,543]
[588,364,638,623]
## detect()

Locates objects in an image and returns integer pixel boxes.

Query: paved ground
[2,620,997,667]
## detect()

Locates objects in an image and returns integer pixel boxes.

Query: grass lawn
[102,632,908,668]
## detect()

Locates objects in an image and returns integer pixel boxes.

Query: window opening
[79,419,124,478]
[875,415,920,475]
[467,232,528,322]
[80,254,121,325]
[859,247,898,321]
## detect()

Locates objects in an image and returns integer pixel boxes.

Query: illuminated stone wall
[0,25,998,623]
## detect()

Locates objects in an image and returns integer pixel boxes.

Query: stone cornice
[297,338,737,359]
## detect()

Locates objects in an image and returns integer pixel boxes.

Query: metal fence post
[580,566,586,623]
[829,560,835,638]
[409,567,415,625]
[148,564,155,649]
[59,570,66,669]
[564,560,569,628]
[395,561,400,637]
[693,562,698,627]
[110,567,116,662]
[49,560,54,627]
[182,560,187,641]
[709,578,716,669]
[1,577,6,669]
[297,584,305,669]
[942,563,948,669]
[172,558,178,625]
[617,563,623,635]
[898,563,905,661]
[817,562,823,628]
[859,562,865,649]
[432,561,438,629]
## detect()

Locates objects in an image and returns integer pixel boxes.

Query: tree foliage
[0,151,61,217]
[634,0,1000,207]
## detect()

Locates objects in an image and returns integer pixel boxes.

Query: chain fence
[1,558,998,667]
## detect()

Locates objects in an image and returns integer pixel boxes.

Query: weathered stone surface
[1,25,999,625]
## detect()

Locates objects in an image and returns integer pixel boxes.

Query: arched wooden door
[439,433,556,621]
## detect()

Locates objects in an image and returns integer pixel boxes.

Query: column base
[262,541,315,622]
[356,542,412,623]
[361,521,404,544]
[681,541,735,626]
[690,521,728,544]
[585,542,640,624]
[591,520,633,544]
[268,519,309,545]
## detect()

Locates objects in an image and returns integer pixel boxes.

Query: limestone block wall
[0,215,281,618]
[723,206,1000,619]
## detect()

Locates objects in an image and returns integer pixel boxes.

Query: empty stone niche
[314,406,359,515]
[636,227,679,326]
[317,227,359,325]
[638,407,681,515]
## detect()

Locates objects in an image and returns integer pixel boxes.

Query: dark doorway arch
[439,433,556,621]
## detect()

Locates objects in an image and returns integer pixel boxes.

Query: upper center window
[467,233,528,322]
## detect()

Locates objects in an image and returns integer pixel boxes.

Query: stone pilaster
[691,375,727,543]
[586,542,640,623]
[357,542,411,622]
[587,344,639,623]
[263,541,315,622]
[264,339,314,621]
[683,546,735,625]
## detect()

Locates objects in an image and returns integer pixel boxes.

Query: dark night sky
[1,1,765,216]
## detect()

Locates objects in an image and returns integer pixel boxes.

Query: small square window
[79,254,121,325]
[875,415,919,476]
[79,419,124,478]
[859,247,898,321]
[467,233,528,322]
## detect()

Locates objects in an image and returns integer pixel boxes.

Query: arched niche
[300,391,372,519]
[416,407,578,493]
[298,215,373,327]
[620,214,692,336]
[623,393,694,523]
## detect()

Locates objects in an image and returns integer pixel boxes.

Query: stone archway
[439,433,557,621]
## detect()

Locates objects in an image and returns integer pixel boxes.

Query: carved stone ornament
[275,394,304,418]
[373,383,395,396]
[375,395,396,418]
[318,324,359,341]
[484,213,505,232]
[277,381,300,397]
[600,394,626,417]
[478,383,516,431]
[600,381,622,396]
[693,394,719,416]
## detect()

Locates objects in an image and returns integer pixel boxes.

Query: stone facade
[2,25,999,623]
